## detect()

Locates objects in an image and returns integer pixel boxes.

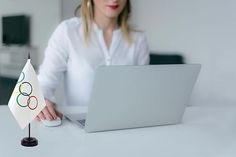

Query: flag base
[21,137,38,147]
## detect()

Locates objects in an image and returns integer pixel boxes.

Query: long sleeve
[38,22,69,103]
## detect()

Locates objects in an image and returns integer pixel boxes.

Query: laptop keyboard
[77,119,86,126]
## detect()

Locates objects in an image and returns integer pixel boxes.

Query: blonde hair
[75,0,132,43]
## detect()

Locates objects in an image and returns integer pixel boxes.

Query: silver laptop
[66,64,201,132]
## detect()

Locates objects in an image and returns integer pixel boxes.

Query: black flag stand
[21,123,38,147]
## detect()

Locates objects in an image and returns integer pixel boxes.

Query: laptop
[65,64,201,132]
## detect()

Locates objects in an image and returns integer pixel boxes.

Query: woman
[37,0,150,121]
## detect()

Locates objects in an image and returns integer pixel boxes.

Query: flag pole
[29,123,31,138]
[21,52,38,147]
[21,123,38,147]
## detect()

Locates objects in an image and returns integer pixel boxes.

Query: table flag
[8,58,46,129]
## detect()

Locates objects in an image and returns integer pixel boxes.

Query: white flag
[8,59,46,129]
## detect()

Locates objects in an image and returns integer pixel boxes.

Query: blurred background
[0,0,235,106]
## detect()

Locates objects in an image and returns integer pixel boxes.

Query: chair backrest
[150,53,184,65]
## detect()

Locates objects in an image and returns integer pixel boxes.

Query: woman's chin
[104,12,120,19]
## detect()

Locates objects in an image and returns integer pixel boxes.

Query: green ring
[16,93,28,108]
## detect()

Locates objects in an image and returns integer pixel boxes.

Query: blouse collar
[92,22,121,35]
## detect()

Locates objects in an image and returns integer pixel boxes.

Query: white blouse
[38,17,149,106]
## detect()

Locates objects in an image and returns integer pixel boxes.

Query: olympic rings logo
[15,72,38,110]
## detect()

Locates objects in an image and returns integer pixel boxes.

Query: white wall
[61,0,80,20]
[0,0,61,64]
[133,0,236,106]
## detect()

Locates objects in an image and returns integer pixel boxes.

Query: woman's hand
[35,99,63,121]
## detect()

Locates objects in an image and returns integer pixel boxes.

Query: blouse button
[106,57,111,65]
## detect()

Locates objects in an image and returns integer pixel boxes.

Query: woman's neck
[94,10,118,49]
[94,11,118,32]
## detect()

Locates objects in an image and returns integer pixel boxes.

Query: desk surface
[0,105,236,157]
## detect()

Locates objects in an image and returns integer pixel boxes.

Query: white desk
[0,105,236,157]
